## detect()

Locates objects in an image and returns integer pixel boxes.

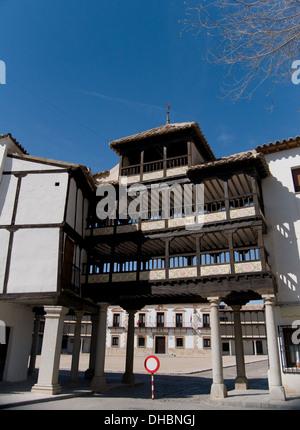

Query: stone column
[263,295,286,400]
[208,297,227,398]
[122,309,137,385]
[85,313,99,379]
[91,303,109,393]
[28,313,42,376]
[232,305,248,390]
[32,306,68,395]
[70,311,84,383]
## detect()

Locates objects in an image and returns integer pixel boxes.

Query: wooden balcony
[82,246,270,286]
[120,154,189,184]
[86,194,263,237]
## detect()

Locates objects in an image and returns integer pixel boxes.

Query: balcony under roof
[109,122,216,162]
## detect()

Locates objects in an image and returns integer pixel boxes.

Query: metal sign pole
[144,355,160,400]
[151,373,154,400]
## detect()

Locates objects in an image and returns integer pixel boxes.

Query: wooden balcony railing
[120,155,188,180]
[86,194,260,235]
[82,246,269,285]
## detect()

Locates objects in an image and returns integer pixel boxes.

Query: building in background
[62,304,267,358]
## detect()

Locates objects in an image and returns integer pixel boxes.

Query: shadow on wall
[263,172,300,302]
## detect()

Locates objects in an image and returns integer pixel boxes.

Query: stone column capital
[125,309,138,316]
[43,306,69,319]
[262,294,276,306]
[97,302,110,312]
[208,297,221,306]
[74,310,85,318]
[231,304,242,312]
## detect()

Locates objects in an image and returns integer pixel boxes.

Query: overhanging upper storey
[187,150,270,182]
[109,122,215,184]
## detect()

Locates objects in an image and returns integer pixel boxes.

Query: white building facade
[257,138,300,395]
[63,304,267,358]
[0,134,96,392]
[0,128,299,400]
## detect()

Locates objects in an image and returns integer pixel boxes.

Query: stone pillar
[263,295,286,400]
[28,313,42,376]
[85,313,99,379]
[232,305,248,390]
[70,311,84,383]
[32,306,68,395]
[91,303,109,393]
[122,309,137,385]
[208,297,227,398]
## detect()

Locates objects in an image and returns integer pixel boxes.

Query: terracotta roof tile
[109,122,216,161]
[0,133,28,154]
[187,149,270,178]
[256,136,300,154]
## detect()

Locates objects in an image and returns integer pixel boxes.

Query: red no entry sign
[144,355,160,400]
[144,355,160,374]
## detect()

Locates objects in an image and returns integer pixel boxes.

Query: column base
[210,383,228,398]
[31,383,62,395]
[235,376,249,390]
[122,372,135,386]
[84,368,95,380]
[91,375,107,393]
[269,385,286,401]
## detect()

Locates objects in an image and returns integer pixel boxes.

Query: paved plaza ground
[0,354,300,411]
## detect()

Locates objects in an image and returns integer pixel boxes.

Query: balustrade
[86,193,260,234]
[83,245,268,284]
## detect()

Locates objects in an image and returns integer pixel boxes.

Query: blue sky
[0,0,299,174]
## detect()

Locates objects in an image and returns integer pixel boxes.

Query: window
[203,314,210,328]
[113,313,120,327]
[176,313,183,328]
[176,337,184,348]
[279,326,300,373]
[112,336,119,347]
[138,336,146,347]
[203,338,211,348]
[157,312,164,328]
[292,167,300,192]
[137,313,146,328]
[222,342,230,353]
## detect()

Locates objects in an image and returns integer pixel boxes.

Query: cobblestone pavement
[2,359,300,410]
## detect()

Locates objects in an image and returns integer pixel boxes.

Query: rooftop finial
[166,103,170,124]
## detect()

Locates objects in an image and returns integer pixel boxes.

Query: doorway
[256,340,263,355]
[155,336,166,354]
[0,327,10,381]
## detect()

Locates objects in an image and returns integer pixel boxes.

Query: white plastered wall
[0,301,34,381]
[7,228,60,293]
[0,143,7,184]
[263,148,300,304]
[15,172,68,225]
[262,148,300,395]
[0,229,10,293]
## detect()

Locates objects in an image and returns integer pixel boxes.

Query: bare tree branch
[184,0,300,101]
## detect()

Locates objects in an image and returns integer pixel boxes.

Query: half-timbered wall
[0,153,90,296]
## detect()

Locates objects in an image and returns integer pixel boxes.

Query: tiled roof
[109,122,216,160]
[221,304,264,311]
[188,149,270,178]
[0,133,29,154]
[256,136,300,154]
